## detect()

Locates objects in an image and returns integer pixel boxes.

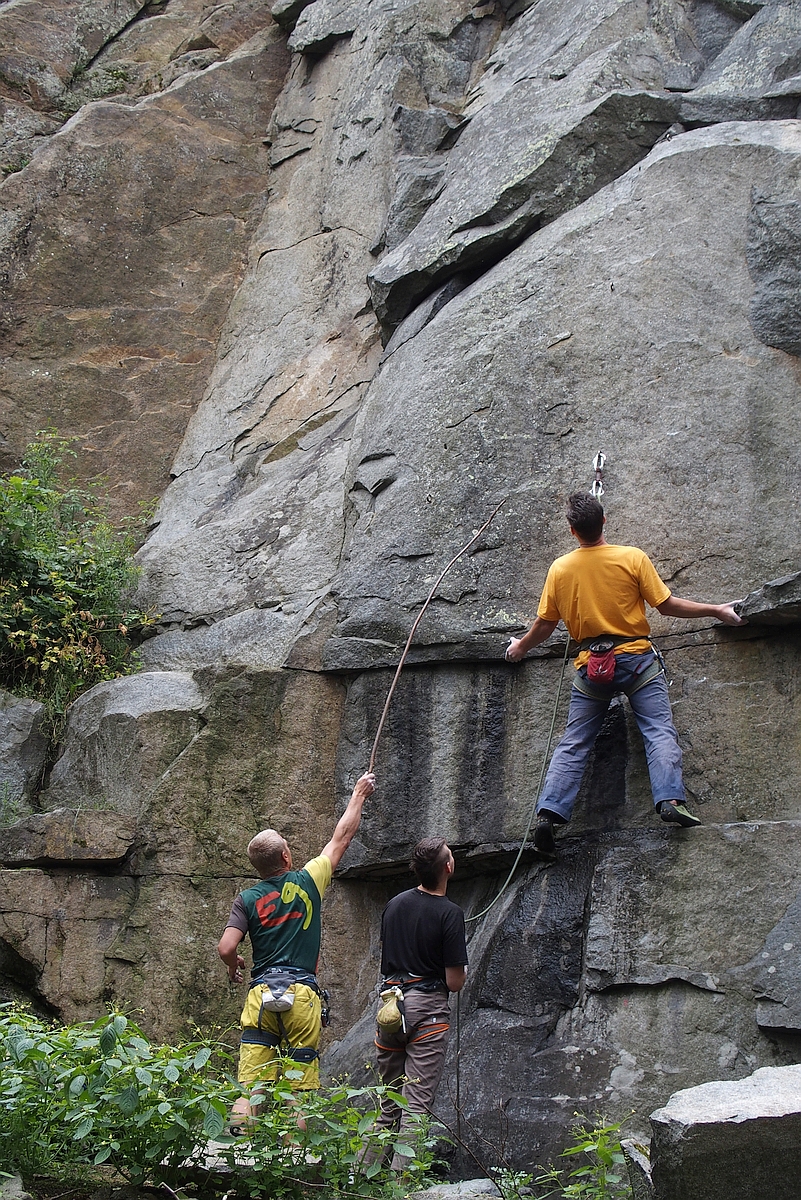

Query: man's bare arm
[218,926,246,982]
[445,965,467,992]
[657,597,744,625]
[505,617,559,662]
[320,772,376,871]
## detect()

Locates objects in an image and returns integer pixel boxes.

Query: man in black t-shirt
[367,837,467,1171]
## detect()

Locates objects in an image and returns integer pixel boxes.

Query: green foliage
[0,432,157,735]
[534,1116,632,1200]
[225,1078,438,1199]
[0,1007,232,1184]
[1,157,31,176]
[0,1006,437,1198]
[492,1167,534,1200]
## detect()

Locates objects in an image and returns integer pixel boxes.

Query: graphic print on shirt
[255,880,314,930]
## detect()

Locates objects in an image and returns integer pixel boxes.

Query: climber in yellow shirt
[506,492,743,855]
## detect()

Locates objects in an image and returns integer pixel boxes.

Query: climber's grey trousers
[363,988,451,1172]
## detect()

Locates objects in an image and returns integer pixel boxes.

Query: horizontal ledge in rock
[337,841,549,881]
[736,572,801,626]
[0,809,137,868]
[319,634,569,672]
[586,964,723,994]
[319,619,780,673]
[756,999,801,1033]
[338,822,801,880]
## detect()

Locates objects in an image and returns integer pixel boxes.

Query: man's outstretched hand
[353,772,376,799]
[505,636,525,662]
[716,604,746,626]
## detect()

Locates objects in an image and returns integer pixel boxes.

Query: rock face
[0,15,289,512]
[650,1065,801,1200]
[0,691,48,817]
[2,0,801,1176]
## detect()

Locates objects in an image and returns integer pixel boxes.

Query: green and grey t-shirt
[226,855,332,978]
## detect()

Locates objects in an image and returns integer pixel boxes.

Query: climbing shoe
[658,801,701,828]
[533,813,556,855]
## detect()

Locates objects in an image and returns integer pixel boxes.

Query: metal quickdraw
[591,450,605,498]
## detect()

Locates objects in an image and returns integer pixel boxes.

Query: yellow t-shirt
[537,543,671,667]
[304,854,333,900]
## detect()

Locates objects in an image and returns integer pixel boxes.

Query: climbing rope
[454,633,571,1151]
[368,497,507,774]
[465,633,571,924]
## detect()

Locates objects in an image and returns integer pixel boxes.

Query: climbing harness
[590,450,605,498]
[573,653,663,698]
[240,965,325,1064]
[366,494,503,768]
[240,1023,319,1064]
[377,971,447,1033]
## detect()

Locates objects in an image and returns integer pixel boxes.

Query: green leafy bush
[0,432,156,735]
[534,1116,632,1199]
[0,1006,437,1198]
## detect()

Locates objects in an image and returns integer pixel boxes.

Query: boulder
[650,1065,801,1200]
[366,0,748,331]
[0,1176,35,1200]
[0,690,48,816]
[331,122,801,672]
[407,1184,501,1200]
[42,672,206,816]
[271,0,316,33]
[288,0,361,56]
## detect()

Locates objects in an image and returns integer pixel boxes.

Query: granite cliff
[2,0,801,1170]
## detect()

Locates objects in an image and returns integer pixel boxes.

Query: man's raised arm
[320,772,376,870]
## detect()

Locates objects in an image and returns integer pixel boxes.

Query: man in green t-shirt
[506,492,743,855]
[218,771,375,1116]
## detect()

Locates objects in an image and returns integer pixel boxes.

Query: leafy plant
[0,1007,232,1184]
[223,1078,439,1198]
[534,1116,631,1199]
[492,1167,535,1199]
[0,1006,438,1197]
[0,432,157,739]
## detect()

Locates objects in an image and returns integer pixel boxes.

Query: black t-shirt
[380,887,468,984]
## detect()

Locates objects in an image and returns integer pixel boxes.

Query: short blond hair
[247,830,289,878]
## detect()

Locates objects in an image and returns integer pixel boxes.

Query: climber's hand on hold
[505,637,525,662]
